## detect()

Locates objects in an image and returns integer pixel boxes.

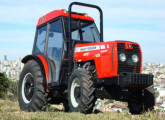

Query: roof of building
[111,104,128,109]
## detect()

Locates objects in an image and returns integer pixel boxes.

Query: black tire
[18,60,48,112]
[63,99,70,112]
[67,69,96,114]
[128,86,155,114]
[143,85,155,111]
[128,90,143,114]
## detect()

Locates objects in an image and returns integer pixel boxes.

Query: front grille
[117,43,141,74]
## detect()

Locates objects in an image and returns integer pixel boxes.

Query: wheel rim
[70,77,81,108]
[22,73,34,104]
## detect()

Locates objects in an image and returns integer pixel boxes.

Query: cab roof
[37,9,94,27]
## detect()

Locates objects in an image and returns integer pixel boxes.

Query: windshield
[63,18,100,42]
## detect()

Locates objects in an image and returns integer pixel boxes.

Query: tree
[155,91,159,98]
[8,80,18,101]
[104,99,114,105]
[0,73,18,100]
[0,73,10,99]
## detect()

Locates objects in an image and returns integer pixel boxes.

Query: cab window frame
[32,23,49,55]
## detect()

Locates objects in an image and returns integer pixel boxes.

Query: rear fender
[22,54,51,92]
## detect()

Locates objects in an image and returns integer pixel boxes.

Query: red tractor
[18,2,155,114]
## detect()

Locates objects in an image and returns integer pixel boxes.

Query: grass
[0,100,165,120]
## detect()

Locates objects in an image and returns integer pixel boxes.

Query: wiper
[77,20,83,40]
[40,39,46,46]
[90,27,96,42]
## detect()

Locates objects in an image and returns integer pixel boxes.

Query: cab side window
[47,20,63,60]
[34,25,47,54]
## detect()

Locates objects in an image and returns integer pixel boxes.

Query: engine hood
[74,41,142,78]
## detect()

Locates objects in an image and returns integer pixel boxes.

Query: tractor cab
[32,8,102,89]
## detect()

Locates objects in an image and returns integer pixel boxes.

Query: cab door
[46,19,63,85]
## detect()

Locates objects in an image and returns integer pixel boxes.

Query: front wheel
[128,86,155,114]
[143,86,155,111]
[18,60,48,112]
[67,69,96,114]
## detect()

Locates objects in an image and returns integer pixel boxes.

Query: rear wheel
[18,60,48,111]
[67,69,96,114]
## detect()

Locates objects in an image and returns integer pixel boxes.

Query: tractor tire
[143,85,155,111]
[67,69,96,114]
[128,86,155,114]
[128,90,143,114]
[63,99,70,112]
[18,60,48,112]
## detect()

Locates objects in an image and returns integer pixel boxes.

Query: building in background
[0,56,23,81]
[3,55,7,61]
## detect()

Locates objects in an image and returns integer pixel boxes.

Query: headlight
[132,54,139,63]
[119,53,126,62]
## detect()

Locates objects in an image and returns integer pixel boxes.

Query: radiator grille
[117,43,141,74]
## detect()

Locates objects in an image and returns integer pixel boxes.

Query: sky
[0,0,165,63]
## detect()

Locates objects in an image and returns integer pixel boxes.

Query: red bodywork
[37,9,94,27]
[37,55,51,92]
[74,41,142,78]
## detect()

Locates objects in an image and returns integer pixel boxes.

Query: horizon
[0,0,165,63]
[0,55,165,64]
